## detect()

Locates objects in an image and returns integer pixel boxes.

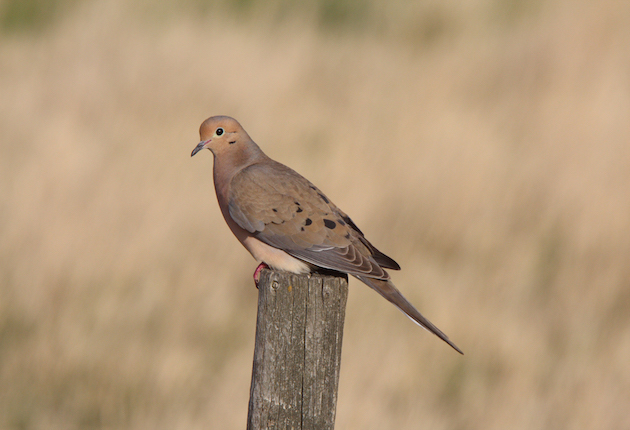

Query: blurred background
[1,0,629,428]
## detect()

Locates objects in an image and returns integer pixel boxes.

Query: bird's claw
[253,263,269,289]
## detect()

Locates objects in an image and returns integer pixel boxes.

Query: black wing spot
[344,233,351,239]
[342,215,363,235]
[296,207,303,213]
[305,218,312,226]
[272,208,278,212]
[318,193,329,204]
[301,227,305,231]
[323,219,336,229]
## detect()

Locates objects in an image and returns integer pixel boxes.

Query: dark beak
[191,140,208,157]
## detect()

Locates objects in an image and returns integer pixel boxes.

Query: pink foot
[253,263,269,289]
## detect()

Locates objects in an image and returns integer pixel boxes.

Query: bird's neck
[213,140,266,204]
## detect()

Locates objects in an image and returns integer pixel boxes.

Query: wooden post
[247,269,348,430]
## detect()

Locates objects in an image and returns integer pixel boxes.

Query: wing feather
[228,160,398,280]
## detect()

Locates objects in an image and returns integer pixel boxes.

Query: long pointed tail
[355,275,463,354]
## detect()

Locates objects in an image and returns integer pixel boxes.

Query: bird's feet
[253,262,269,289]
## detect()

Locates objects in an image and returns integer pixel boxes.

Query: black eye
[216,128,224,136]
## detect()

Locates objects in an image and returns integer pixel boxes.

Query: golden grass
[1,0,629,428]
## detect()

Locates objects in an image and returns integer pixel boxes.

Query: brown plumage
[191,115,462,354]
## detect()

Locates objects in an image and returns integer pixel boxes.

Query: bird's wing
[228,160,399,279]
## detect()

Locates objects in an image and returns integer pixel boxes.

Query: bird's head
[191,116,250,157]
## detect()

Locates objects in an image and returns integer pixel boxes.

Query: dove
[191,116,462,354]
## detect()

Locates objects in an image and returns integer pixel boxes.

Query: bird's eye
[216,128,224,136]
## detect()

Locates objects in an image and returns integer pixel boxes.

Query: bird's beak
[191,139,210,157]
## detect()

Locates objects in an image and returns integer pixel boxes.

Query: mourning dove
[191,116,462,354]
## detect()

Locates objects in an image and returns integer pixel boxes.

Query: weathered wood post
[247,268,348,430]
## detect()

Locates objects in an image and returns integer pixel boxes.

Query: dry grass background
[1,0,630,428]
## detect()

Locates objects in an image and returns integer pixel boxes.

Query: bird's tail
[354,275,463,354]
